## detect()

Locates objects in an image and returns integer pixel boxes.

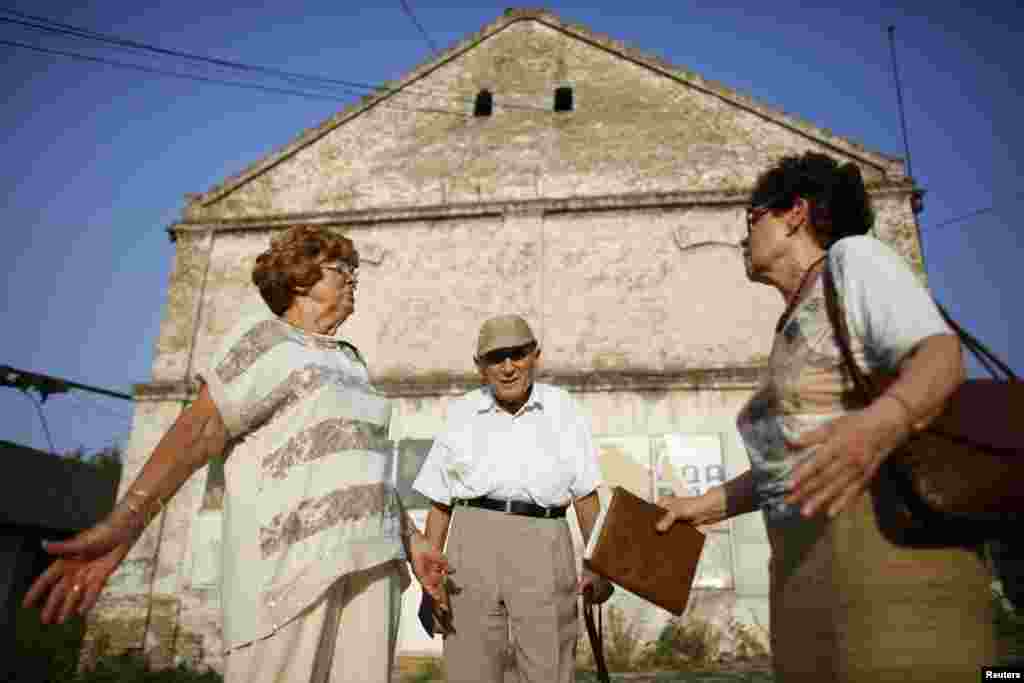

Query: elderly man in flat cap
[412,314,611,683]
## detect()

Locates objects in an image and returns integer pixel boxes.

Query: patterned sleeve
[829,235,954,372]
[197,317,301,439]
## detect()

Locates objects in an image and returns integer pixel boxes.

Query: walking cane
[582,586,610,683]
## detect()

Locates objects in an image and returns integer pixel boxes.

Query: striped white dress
[200,315,408,654]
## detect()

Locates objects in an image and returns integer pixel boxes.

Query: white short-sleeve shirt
[412,383,603,508]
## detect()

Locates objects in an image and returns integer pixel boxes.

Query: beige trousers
[223,560,404,683]
[443,506,578,683]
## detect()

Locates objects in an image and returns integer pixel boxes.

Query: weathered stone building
[83,8,922,672]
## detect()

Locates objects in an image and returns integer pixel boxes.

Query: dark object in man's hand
[418,591,454,636]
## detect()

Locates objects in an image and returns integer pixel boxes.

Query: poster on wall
[652,433,732,589]
[652,433,725,500]
[593,435,654,501]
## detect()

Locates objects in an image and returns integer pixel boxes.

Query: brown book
[583,486,705,616]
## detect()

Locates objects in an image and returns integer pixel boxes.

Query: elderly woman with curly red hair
[24,225,448,683]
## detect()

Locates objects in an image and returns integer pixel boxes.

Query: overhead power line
[0,8,548,113]
[0,38,470,117]
[16,388,57,454]
[67,392,135,421]
[925,191,1024,232]
[399,0,440,55]
[1,365,134,454]
[0,12,377,96]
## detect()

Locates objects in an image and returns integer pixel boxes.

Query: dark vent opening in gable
[554,86,573,112]
[474,89,493,117]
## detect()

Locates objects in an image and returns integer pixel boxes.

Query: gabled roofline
[185,7,906,215]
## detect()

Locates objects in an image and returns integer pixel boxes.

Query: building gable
[184,9,906,223]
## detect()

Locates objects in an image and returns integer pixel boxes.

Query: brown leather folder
[584,486,705,616]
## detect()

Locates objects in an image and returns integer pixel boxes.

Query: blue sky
[2,1,1020,454]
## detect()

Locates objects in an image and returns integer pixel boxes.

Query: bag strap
[822,256,1019,537]
[582,595,610,683]
[821,261,875,403]
[821,260,959,527]
[933,303,1018,381]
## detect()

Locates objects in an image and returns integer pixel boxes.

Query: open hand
[22,519,137,624]
[786,399,910,518]
[408,531,454,635]
[408,532,450,602]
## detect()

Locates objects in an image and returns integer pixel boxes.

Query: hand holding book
[656,485,729,531]
[584,486,706,616]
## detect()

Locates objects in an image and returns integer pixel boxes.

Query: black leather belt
[453,496,567,519]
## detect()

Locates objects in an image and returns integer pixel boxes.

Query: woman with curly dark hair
[25,225,449,682]
[656,152,995,680]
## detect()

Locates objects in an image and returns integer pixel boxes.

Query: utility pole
[887,26,925,220]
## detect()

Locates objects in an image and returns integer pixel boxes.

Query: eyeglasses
[745,194,788,235]
[480,344,536,367]
[322,262,358,283]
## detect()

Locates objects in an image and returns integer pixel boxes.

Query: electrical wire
[0,38,470,117]
[18,388,57,454]
[0,13,374,97]
[66,392,135,421]
[0,8,550,113]
[399,0,440,55]
[925,191,1024,231]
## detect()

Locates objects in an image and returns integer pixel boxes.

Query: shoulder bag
[822,260,1022,547]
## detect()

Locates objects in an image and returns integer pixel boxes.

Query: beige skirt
[223,560,406,683]
[768,493,995,682]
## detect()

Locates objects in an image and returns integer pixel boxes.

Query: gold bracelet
[122,489,165,527]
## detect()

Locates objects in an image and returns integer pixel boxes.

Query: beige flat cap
[476,314,536,357]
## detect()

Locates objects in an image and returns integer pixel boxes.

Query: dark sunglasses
[745,194,790,234]
[480,344,536,366]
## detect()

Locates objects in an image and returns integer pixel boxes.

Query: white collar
[476,382,544,416]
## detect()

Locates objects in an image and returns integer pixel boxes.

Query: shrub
[75,654,222,683]
[603,605,645,672]
[727,617,770,661]
[637,616,722,670]
[402,657,444,683]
